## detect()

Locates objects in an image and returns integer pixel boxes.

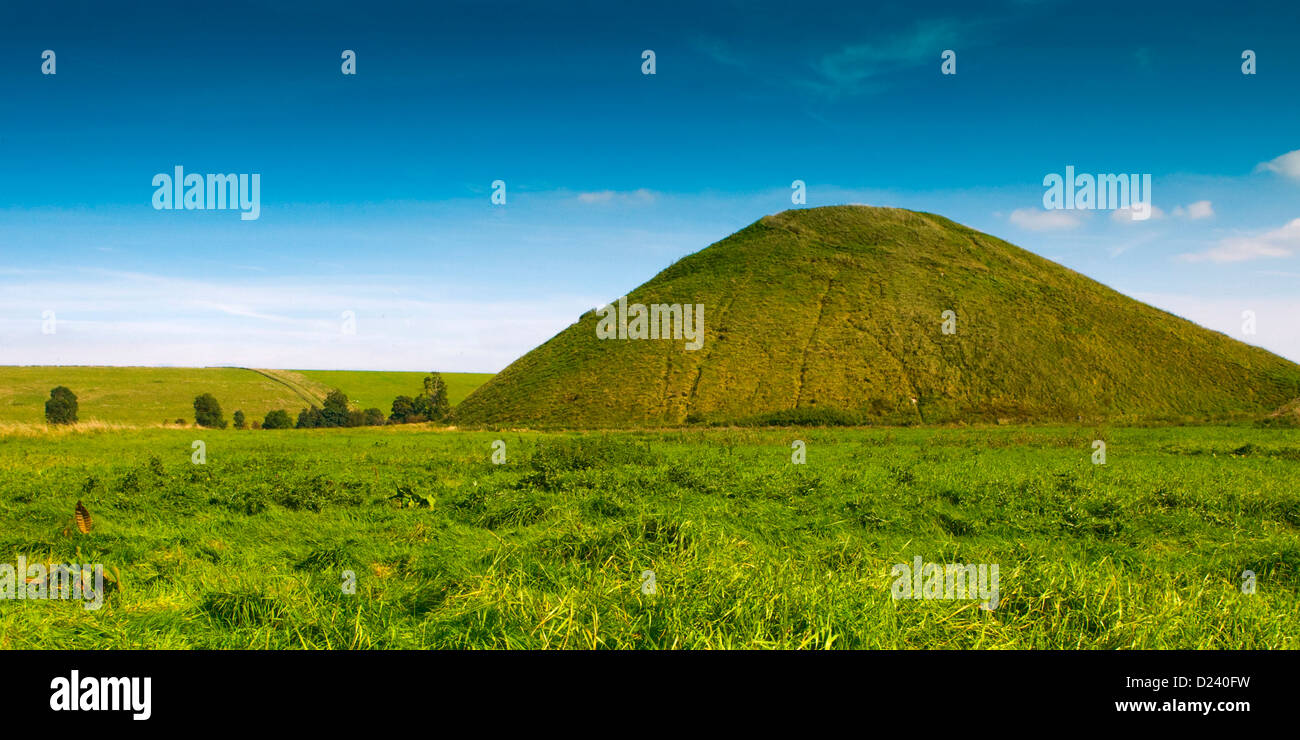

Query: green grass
[0,367,312,427]
[1,423,1295,649]
[295,370,493,411]
[0,366,493,426]
[456,206,1300,427]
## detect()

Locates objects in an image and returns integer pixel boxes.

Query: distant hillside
[0,367,493,426]
[454,205,1300,427]
[294,370,492,410]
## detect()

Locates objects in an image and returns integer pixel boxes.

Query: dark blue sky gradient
[3,1,1299,207]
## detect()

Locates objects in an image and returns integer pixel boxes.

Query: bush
[45,386,78,425]
[363,408,386,426]
[233,410,246,430]
[389,395,422,424]
[262,409,293,429]
[296,407,324,429]
[322,390,351,428]
[194,393,227,429]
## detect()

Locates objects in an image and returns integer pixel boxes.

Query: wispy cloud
[576,189,657,205]
[1254,149,1300,180]
[798,20,963,97]
[692,35,748,70]
[692,20,977,99]
[1008,208,1084,231]
[1179,217,1300,263]
[0,269,599,372]
[1110,204,1166,223]
[1173,200,1214,219]
[1109,200,1212,225]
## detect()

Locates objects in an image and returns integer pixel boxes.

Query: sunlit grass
[0,424,1295,649]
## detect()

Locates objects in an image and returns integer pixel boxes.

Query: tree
[296,406,324,429]
[193,394,227,429]
[233,410,246,430]
[262,409,293,429]
[389,395,418,424]
[414,372,450,422]
[321,389,351,428]
[45,386,78,425]
[363,408,386,426]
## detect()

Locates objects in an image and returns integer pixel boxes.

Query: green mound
[455,206,1300,427]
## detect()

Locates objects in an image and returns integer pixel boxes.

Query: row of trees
[260,372,451,429]
[294,390,386,428]
[197,372,450,430]
[43,372,452,429]
[189,389,384,430]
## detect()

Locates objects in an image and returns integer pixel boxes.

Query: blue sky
[2,0,1300,371]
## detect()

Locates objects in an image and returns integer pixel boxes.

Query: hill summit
[454,206,1300,427]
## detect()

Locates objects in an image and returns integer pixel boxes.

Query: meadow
[0,423,1295,649]
[0,366,493,427]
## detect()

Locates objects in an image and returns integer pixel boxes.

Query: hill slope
[294,370,493,410]
[0,367,492,426]
[454,206,1300,427]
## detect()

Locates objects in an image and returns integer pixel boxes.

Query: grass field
[1,423,1295,648]
[295,370,492,411]
[0,367,493,427]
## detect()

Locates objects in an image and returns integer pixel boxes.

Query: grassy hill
[0,367,492,426]
[455,205,1300,427]
[295,370,490,411]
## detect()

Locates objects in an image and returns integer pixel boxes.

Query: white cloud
[1179,217,1300,263]
[576,189,657,205]
[1254,149,1300,180]
[1008,208,1083,231]
[1115,200,1213,224]
[1175,200,1214,219]
[1110,203,1166,223]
